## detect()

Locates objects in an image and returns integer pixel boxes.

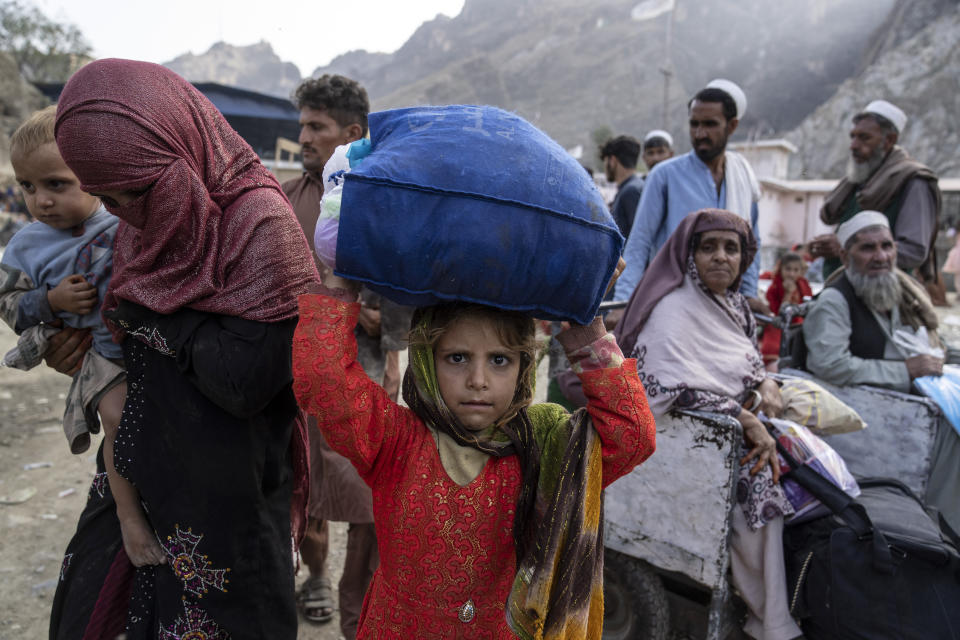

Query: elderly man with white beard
[808,100,941,283]
[804,211,943,391]
[804,211,960,530]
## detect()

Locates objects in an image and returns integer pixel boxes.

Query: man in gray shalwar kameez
[804,211,959,531]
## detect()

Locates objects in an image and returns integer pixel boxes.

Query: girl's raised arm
[557,318,656,486]
[292,286,404,479]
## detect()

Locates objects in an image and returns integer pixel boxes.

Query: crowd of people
[0,56,954,640]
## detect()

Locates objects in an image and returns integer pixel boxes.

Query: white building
[730,139,960,265]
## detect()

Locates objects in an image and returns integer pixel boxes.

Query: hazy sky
[34,0,466,77]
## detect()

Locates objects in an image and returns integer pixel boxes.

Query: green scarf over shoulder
[402,310,605,639]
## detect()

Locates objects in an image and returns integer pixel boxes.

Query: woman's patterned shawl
[627,212,793,530]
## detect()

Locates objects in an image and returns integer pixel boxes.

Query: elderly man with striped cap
[810,100,942,285]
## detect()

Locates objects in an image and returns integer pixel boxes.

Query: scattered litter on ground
[58,488,75,498]
[35,426,60,434]
[0,487,36,505]
[23,462,52,470]
[31,579,57,596]
[39,513,58,520]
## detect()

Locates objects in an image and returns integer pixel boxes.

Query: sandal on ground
[298,575,334,623]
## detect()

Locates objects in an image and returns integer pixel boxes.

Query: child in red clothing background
[293,265,656,639]
[761,251,813,371]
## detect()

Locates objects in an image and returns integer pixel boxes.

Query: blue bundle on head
[334,105,623,325]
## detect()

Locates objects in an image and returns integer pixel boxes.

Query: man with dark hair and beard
[611,78,768,325]
[283,74,383,639]
[809,100,941,284]
[804,210,959,531]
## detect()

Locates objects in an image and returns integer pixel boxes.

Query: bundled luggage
[332,105,623,324]
[779,441,960,639]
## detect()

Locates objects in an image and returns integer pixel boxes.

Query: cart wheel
[602,548,669,640]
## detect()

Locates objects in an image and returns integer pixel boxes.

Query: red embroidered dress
[293,295,655,639]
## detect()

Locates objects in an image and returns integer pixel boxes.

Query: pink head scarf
[55,58,318,322]
[614,208,756,350]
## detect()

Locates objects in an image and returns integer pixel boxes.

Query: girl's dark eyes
[445,353,512,366]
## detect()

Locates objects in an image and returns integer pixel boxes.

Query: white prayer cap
[643,129,673,147]
[836,210,890,248]
[705,78,747,119]
[860,100,907,133]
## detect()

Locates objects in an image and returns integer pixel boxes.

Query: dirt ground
[2,300,959,640]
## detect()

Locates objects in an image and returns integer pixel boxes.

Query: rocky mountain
[310,0,949,166]
[24,0,945,180]
[788,0,960,178]
[163,41,301,98]
[0,51,53,182]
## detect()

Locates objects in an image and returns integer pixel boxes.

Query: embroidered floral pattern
[161,525,229,598]
[159,600,230,640]
[633,345,741,416]
[59,553,73,581]
[291,294,656,637]
[736,442,794,531]
[89,471,108,499]
[125,325,175,357]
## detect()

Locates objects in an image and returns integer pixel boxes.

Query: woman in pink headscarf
[49,59,317,640]
[621,209,803,640]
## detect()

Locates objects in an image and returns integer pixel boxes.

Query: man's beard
[847,265,901,313]
[693,132,728,164]
[846,146,886,184]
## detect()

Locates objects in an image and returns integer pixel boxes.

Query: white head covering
[643,129,673,147]
[836,210,890,248]
[860,100,907,133]
[705,78,747,119]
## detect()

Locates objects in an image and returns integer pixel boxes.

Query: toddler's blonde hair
[10,105,57,164]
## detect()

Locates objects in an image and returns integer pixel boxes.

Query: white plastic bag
[892,326,944,359]
[893,328,960,436]
[313,144,354,269]
[768,417,860,522]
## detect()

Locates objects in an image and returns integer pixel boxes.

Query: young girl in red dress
[761,252,813,371]
[293,266,656,639]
